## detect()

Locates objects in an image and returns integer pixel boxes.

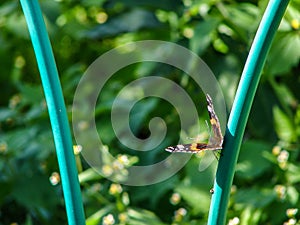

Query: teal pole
[208,0,290,224]
[20,1,86,224]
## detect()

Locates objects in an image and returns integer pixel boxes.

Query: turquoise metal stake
[20,1,86,224]
[208,0,290,224]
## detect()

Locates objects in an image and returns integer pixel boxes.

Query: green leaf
[239,206,263,225]
[85,9,161,39]
[105,0,181,11]
[6,11,30,39]
[296,106,300,137]
[129,175,178,209]
[25,215,33,225]
[224,3,261,42]
[126,207,166,225]
[286,163,300,185]
[11,174,59,212]
[175,185,211,214]
[286,185,299,205]
[236,140,272,180]
[273,106,297,143]
[78,168,103,183]
[265,32,300,76]
[18,84,44,105]
[190,18,220,55]
[0,108,16,122]
[234,188,275,208]
[86,205,114,225]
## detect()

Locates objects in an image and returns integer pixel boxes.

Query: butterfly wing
[165,143,209,153]
[198,150,217,172]
[206,94,223,149]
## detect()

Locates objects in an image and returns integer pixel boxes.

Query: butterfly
[165,94,223,153]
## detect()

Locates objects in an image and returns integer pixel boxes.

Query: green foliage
[0,0,299,224]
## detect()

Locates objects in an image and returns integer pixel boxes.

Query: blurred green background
[0,0,299,224]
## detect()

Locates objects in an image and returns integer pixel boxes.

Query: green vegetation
[0,0,299,224]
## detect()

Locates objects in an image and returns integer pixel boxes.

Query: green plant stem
[20,1,86,224]
[208,0,290,224]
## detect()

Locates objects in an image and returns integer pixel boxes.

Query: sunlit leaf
[85,9,161,39]
[266,32,300,76]
[236,141,272,180]
[190,18,220,55]
[175,185,211,214]
[273,106,297,143]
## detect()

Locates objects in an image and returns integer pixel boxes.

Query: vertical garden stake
[207,0,290,224]
[20,1,86,224]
